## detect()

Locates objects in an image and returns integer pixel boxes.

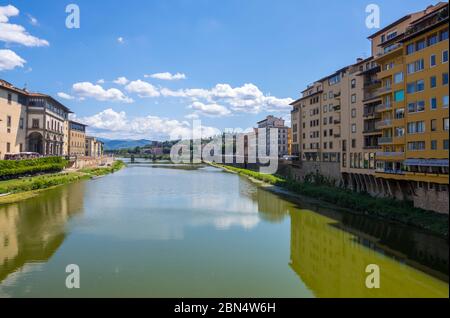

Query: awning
[404,159,449,167]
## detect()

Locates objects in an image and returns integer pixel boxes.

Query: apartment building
[85,136,104,158]
[290,2,449,213]
[372,3,449,212]
[0,80,27,158]
[257,115,290,157]
[69,120,87,156]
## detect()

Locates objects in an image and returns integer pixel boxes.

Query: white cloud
[125,79,160,98]
[0,49,25,71]
[113,76,129,85]
[27,14,39,26]
[161,83,294,114]
[0,5,49,47]
[78,108,220,140]
[57,92,75,100]
[145,72,187,81]
[72,82,134,103]
[97,79,105,84]
[190,101,231,117]
[117,37,124,44]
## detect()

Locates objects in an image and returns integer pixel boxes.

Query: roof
[69,120,87,127]
[1,78,72,113]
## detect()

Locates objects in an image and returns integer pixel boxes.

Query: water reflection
[0,182,85,284]
[288,209,448,297]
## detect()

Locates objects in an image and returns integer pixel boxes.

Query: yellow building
[373,3,449,212]
[68,120,87,156]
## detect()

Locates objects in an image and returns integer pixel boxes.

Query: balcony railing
[375,119,392,130]
[376,86,392,95]
[376,43,403,58]
[376,169,405,175]
[333,105,341,111]
[376,151,404,157]
[364,79,381,87]
[404,6,448,38]
[375,103,392,112]
[378,136,393,144]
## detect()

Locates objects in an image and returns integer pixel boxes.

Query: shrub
[0,157,68,180]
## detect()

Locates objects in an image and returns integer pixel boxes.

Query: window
[407,121,425,134]
[395,108,404,119]
[351,94,356,103]
[431,119,437,132]
[32,119,39,128]
[352,139,356,148]
[444,118,449,131]
[351,108,356,118]
[394,72,403,83]
[351,124,356,133]
[443,50,449,63]
[19,118,24,129]
[443,73,449,85]
[351,79,356,89]
[394,90,404,102]
[431,140,437,150]
[430,54,437,67]
[323,105,327,113]
[407,141,425,151]
[407,59,424,74]
[431,97,437,110]
[444,95,449,108]
[417,80,424,91]
[6,143,10,153]
[6,116,11,127]
[406,43,414,55]
[444,140,449,150]
[407,82,416,94]
[417,100,425,112]
[441,29,449,41]
[430,76,437,88]
[416,39,426,51]
[7,93,12,104]
[428,34,438,46]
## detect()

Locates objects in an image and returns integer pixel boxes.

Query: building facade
[290,2,449,213]
[68,121,87,156]
[257,115,290,157]
[0,80,27,158]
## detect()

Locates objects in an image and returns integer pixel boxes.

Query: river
[0,161,448,297]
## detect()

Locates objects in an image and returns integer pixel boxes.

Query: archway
[28,132,44,155]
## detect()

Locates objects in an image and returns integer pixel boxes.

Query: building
[85,136,104,158]
[371,2,449,212]
[68,120,87,156]
[257,115,290,157]
[0,80,27,158]
[1,78,105,160]
[290,2,449,213]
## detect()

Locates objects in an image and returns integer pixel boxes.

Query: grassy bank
[0,157,68,180]
[0,160,125,205]
[80,160,126,176]
[211,163,449,238]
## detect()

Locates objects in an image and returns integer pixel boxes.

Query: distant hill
[98,138,153,150]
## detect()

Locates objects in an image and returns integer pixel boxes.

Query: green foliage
[80,160,125,176]
[0,157,68,180]
[213,164,449,238]
[0,172,88,194]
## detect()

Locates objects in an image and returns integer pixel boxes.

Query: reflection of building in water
[0,182,85,283]
[255,189,290,223]
[289,209,449,298]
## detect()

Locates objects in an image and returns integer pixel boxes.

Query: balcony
[333,118,341,124]
[375,103,392,113]
[364,79,381,88]
[333,104,341,111]
[363,92,382,102]
[404,6,448,38]
[376,169,405,175]
[333,92,341,98]
[376,86,392,95]
[376,43,403,58]
[378,136,393,145]
[334,133,341,138]
[375,119,392,129]
[376,151,404,157]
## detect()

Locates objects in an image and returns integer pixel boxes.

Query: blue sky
[0,0,443,140]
